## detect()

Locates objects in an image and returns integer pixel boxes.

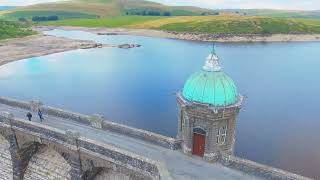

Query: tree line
[31,15,59,22]
[126,10,171,16]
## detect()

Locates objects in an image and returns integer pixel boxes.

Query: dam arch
[0,134,13,180]
[23,146,72,180]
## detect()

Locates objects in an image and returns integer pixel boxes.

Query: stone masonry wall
[0,97,310,180]
[0,112,163,180]
[24,147,72,180]
[0,96,181,150]
[219,154,311,180]
[0,135,13,180]
[177,93,240,160]
[95,171,130,180]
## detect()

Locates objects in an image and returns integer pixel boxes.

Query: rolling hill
[0,0,211,20]
[1,0,320,36]
[216,9,320,19]
[43,15,320,34]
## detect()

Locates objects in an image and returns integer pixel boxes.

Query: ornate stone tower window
[177,45,243,162]
[216,125,227,144]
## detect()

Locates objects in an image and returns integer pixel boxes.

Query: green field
[2,11,99,20]
[42,15,320,34]
[0,0,210,21]
[43,16,163,27]
[0,20,35,40]
[218,9,320,19]
[1,0,320,36]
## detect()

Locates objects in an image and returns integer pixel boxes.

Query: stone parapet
[0,113,168,180]
[89,114,104,129]
[0,97,181,150]
[78,137,160,178]
[101,120,181,150]
[219,154,311,180]
[41,106,92,126]
[0,97,311,180]
[0,97,30,110]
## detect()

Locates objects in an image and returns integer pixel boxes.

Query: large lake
[0,29,319,178]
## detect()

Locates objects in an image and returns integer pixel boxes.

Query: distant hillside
[0,20,34,40]
[43,15,320,34]
[216,9,320,19]
[0,0,211,20]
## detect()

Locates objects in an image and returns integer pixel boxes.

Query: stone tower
[177,46,243,161]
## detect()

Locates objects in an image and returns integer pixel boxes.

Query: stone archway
[94,168,130,180]
[23,146,72,180]
[0,135,13,180]
[83,167,132,180]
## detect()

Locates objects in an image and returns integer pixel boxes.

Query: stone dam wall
[220,154,310,180]
[0,134,13,179]
[0,96,181,150]
[0,111,168,180]
[0,96,311,180]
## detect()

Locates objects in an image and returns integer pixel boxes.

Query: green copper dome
[182,48,239,107]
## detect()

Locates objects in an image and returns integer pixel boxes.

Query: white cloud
[1,0,319,10]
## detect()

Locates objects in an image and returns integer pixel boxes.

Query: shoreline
[36,25,320,43]
[0,34,100,66]
[0,30,141,67]
[2,25,320,68]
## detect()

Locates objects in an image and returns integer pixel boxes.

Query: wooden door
[192,133,205,157]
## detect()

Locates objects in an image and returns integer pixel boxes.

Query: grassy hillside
[0,20,35,40]
[44,16,163,27]
[2,11,99,20]
[1,0,210,20]
[217,9,320,19]
[43,15,320,34]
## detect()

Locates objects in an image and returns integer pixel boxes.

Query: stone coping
[0,96,181,150]
[219,154,311,180]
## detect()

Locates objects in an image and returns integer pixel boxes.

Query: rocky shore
[0,34,100,66]
[168,31,320,42]
[36,25,320,43]
[0,30,142,66]
[1,25,319,67]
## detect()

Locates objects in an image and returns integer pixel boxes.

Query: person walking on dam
[26,112,32,121]
[38,109,44,122]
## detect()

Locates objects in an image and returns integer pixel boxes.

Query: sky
[1,0,319,10]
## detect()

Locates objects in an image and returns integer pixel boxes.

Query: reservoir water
[0,29,319,178]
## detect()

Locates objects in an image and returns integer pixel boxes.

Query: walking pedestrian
[38,109,44,122]
[26,112,32,121]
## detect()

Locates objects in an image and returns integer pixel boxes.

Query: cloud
[1,0,319,10]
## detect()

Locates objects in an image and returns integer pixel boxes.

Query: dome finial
[203,43,221,72]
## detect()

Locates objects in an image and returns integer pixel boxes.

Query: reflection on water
[0,29,320,178]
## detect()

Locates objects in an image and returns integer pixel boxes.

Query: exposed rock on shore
[166,31,320,42]
[97,32,119,35]
[0,34,99,66]
[118,44,141,49]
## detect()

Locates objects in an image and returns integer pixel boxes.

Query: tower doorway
[192,128,206,157]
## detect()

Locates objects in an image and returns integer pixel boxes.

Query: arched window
[193,127,206,135]
[216,125,227,144]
